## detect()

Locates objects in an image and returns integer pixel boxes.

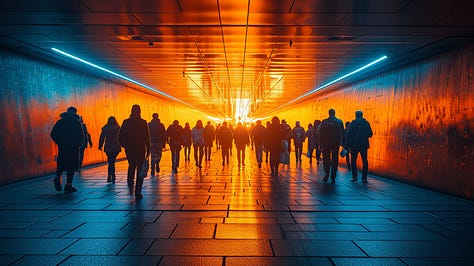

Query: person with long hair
[98,116,121,183]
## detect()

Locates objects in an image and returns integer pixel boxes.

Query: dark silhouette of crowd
[51,105,372,200]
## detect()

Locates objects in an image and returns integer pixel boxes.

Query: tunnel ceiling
[1,0,473,119]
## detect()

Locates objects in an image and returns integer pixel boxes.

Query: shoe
[63,185,77,192]
[107,176,112,183]
[362,178,368,182]
[135,193,143,201]
[323,174,329,182]
[53,177,62,191]
[350,178,357,182]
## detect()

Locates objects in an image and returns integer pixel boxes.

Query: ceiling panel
[0,0,473,119]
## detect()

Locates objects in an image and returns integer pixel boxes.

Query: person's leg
[330,145,339,180]
[135,156,145,200]
[109,152,118,182]
[322,146,331,180]
[156,144,163,173]
[242,148,246,166]
[360,148,369,181]
[193,145,199,166]
[198,146,204,167]
[351,148,359,181]
[77,148,85,171]
[64,169,77,192]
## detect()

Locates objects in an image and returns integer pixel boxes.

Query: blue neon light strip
[271,55,388,112]
[51,48,194,108]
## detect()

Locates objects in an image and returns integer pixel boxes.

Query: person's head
[271,116,280,124]
[281,119,287,124]
[256,120,261,125]
[345,121,351,128]
[308,123,313,129]
[222,121,228,127]
[328,109,336,116]
[237,122,242,127]
[295,121,300,127]
[173,120,179,125]
[185,122,190,129]
[355,110,363,118]
[107,116,118,126]
[266,121,271,126]
[196,120,203,128]
[67,106,77,113]
[314,119,321,126]
[152,113,158,119]
[207,121,211,126]
[131,104,141,117]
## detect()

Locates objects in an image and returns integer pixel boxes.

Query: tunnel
[0,0,474,264]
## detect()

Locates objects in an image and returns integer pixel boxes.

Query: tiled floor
[1,148,474,265]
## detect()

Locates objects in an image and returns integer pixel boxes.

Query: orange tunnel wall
[0,48,207,185]
[275,43,474,200]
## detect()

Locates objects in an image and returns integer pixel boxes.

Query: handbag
[138,158,149,179]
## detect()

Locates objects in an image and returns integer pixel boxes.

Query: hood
[60,111,79,121]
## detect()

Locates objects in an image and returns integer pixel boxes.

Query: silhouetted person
[344,121,352,170]
[203,121,215,161]
[267,116,284,176]
[167,120,185,174]
[347,110,373,182]
[319,109,345,183]
[98,116,121,183]
[217,121,233,165]
[192,120,205,168]
[118,104,150,200]
[313,119,322,164]
[77,116,92,172]
[292,121,306,163]
[264,121,271,162]
[252,120,266,168]
[233,122,250,167]
[50,106,85,192]
[215,123,221,150]
[183,122,192,161]
[281,119,292,164]
[148,113,166,176]
[306,123,316,164]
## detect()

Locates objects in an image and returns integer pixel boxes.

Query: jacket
[347,118,373,148]
[99,124,121,153]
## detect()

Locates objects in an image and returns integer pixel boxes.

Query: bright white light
[51,48,194,108]
[235,98,250,122]
[269,55,388,112]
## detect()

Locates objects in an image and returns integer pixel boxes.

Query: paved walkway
[1,148,474,265]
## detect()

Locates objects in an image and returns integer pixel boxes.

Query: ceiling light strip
[267,55,388,114]
[51,48,195,108]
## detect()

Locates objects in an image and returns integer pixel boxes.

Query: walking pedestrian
[347,111,373,182]
[319,109,345,183]
[192,120,205,168]
[50,106,85,192]
[148,113,166,176]
[166,120,185,174]
[118,104,150,200]
[98,116,121,183]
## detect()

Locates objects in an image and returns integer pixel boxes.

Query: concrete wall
[276,43,474,200]
[0,48,207,184]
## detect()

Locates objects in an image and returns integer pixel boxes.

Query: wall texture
[276,44,474,200]
[0,48,207,185]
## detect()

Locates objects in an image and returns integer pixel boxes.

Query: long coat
[50,111,84,171]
